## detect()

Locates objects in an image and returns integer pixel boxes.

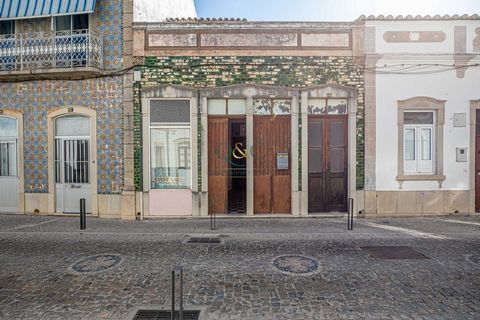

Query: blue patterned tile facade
[0,0,124,195]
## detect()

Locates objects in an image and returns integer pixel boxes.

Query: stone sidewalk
[0,214,479,319]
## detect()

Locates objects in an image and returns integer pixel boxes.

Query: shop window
[150,99,191,189]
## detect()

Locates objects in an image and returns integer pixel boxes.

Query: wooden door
[308,116,348,212]
[253,116,291,213]
[208,117,228,214]
[476,110,480,212]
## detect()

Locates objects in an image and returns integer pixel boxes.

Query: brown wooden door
[208,117,228,214]
[253,116,291,213]
[476,110,480,212]
[308,116,348,212]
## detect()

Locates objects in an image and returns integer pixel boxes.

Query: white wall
[370,19,480,191]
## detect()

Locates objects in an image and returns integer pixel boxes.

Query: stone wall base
[22,193,136,219]
[364,190,474,216]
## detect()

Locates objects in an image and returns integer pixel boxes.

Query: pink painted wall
[148,189,192,216]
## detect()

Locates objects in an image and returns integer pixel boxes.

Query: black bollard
[347,198,353,230]
[171,270,175,320]
[210,212,216,230]
[80,198,86,230]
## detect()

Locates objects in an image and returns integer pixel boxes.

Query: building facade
[0,0,136,218]
[132,19,366,217]
[363,15,480,215]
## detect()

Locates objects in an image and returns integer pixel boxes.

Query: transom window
[403,111,434,174]
[208,99,247,115]
[308,98,347,115]
[253,99,291,115]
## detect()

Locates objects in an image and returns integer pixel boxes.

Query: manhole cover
[272,255,319,276]
[187,237,221,244]
[361,246,429,259]
[467,254,480,265]
[69,254,123,274]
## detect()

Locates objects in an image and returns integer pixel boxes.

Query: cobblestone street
[0,214,479,319]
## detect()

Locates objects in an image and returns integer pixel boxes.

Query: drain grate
[361,246,429,259]
[132,310,200,320]
[187,237,221,244]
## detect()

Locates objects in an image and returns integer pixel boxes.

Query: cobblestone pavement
[0,214,480,319]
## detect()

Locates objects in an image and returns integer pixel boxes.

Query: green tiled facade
[133,56,365,191]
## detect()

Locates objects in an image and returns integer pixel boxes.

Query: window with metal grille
[0,116,17,177]
[150,100,190,124]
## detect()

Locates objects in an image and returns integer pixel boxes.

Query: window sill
[396,174,446,188]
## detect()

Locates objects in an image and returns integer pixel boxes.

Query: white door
[0,116,19,212]
[54,116,91,213]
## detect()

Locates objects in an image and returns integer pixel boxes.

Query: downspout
[136,75,144,220]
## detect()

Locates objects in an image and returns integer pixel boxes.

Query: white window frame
[397,97,446,188]
[0,116,18,178]
[403,111,435,174]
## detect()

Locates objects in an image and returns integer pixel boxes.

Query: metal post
[210,212,216,231]
[171,270,175,320]
[347,198,353,230]
[178,267,183,320]
[80,198,86,230]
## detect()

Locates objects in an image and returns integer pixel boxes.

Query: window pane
[273,99,291,115]
[421,128,432,160]
[0,21,15,35]
[151,128,191,189]
[0,141,16,177]
[404,112,434,124]
[228,99,246,115]
[308,99,326,115]
[72,14,89,30]
[0,117,17,137]
[254,99,272,115]
[326,99,347,114]
[55,116,90,136]
[404,129,415,160]
[55,16,71,31]
[207,99,227,115]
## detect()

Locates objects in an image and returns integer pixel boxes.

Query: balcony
[0,30,103,80]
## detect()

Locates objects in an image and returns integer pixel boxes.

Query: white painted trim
[47,106,98,215]
[0,110,24,213]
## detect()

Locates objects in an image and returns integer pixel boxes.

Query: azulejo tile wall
[0,0,125,195]
[0,77,124,194]
[133,56,365,191]
[97,0,124,71]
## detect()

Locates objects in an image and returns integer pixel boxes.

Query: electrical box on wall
[453,113,467,127]
[456,147,468,162]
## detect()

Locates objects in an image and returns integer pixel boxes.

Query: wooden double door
[253,116,291,213]
[308,116,348,212]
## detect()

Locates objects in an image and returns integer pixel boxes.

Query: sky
[194,0,480,21]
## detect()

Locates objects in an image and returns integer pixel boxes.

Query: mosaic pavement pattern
[69,254,123,274]
[272,255,320,276]
[1,216,480,319]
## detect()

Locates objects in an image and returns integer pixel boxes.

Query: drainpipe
[135,74,144,220]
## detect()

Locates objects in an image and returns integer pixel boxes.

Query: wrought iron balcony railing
[0,30,103,72]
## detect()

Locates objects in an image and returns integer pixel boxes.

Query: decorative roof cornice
[357,14,480,21]
[165,17,247,22]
